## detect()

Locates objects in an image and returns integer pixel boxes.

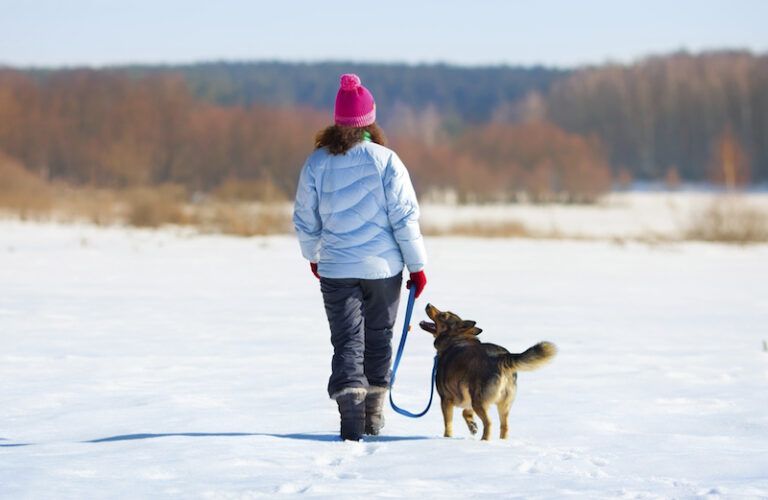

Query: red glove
[406,270,427,298]
[310,262,320,280]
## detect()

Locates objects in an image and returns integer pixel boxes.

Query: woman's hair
[314,123,387,155]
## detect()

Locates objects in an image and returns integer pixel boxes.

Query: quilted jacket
[293,140,427,279]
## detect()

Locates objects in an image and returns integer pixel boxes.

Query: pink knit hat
[334,74,376,127]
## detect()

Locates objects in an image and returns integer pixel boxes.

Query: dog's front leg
[441,399,454,437]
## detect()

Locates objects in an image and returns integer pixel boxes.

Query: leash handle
[389,285,437,418]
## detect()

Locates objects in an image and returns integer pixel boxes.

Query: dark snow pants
[320,274,402,399]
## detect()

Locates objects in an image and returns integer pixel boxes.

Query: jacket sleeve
[292,159,321,262]
[383,152,427,272]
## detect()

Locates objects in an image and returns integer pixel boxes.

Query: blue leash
[389,285,438,418]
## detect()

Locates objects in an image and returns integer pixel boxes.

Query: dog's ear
[460,320,483,336]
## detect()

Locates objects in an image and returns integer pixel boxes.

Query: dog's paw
[467,421,478,435]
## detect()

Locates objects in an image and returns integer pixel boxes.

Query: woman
[293,73,427,441]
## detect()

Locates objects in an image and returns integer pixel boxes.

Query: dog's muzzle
[419,321,437,334]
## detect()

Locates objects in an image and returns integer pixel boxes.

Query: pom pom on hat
[340,74,361,91]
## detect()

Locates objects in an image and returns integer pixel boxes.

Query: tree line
[0,68,611,202]
[545,51,766,183]
[104,51,767,183]
[2,51,764,205]
[0,70,326,194]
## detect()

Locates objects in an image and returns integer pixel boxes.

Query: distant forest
[2,50,766,202]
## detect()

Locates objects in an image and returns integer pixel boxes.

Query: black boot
[364,387,388,436]
[335,389,366,441]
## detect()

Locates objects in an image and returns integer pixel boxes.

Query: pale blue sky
[1,0,766,68]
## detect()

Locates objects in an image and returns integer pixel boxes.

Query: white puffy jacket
[293,140,427,279]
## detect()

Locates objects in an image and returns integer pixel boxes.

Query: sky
[1,0,766,68]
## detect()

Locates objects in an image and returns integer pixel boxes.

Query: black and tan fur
[420,304,556,441]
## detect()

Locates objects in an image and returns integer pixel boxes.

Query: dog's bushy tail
[499,342,557,371]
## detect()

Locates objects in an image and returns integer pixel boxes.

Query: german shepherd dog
[419,303,556,441]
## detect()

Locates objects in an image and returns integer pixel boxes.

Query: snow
[1,219,768,499]
[421,192,768,239]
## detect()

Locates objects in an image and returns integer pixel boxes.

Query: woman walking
[293,73,427,441]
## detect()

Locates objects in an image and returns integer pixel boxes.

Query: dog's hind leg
[497,401,511,439]
[441,399,454,438]
[472,403,492,441]
[462,409,478,436]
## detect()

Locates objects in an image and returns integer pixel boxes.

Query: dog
[419,303,556,440]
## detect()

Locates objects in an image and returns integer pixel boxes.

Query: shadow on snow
[84,432,431,443]
[0,437,33,447]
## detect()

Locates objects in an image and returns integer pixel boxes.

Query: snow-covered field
[421,192,768,239]
[2,220,767,499]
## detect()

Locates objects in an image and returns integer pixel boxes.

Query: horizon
[4,47,765,72]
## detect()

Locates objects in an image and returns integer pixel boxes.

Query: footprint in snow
[364,443,381,455]
[516,460,542,474]
[312,440,377,476]
[314,455,345,468]
[276,483,311,494]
